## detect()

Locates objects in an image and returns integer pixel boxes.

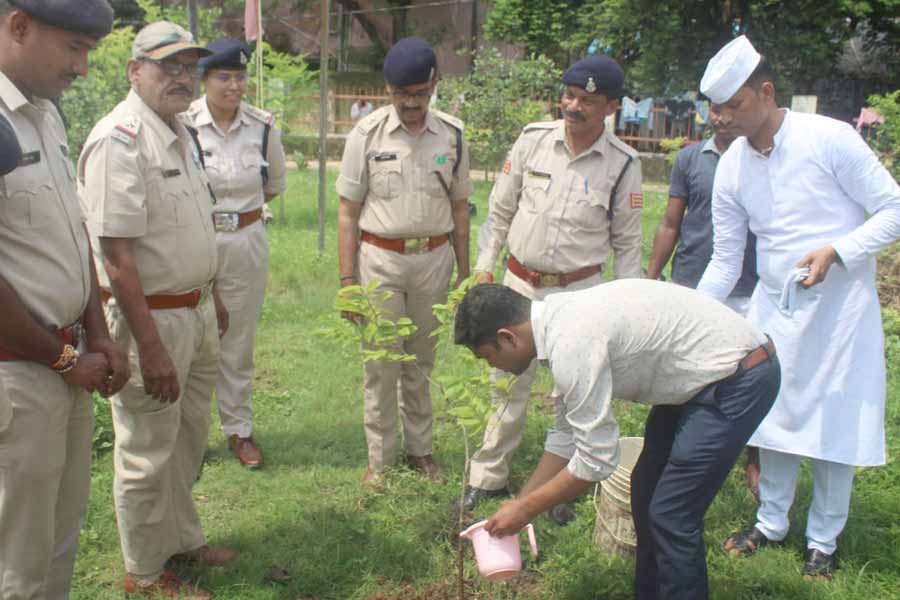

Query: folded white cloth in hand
[778,267,811,314]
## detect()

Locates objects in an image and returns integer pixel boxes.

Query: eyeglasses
[142,58,201,80]
[213,72,248,85]
[390,87,433,101]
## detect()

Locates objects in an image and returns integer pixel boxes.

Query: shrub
[865,90,900,180]
[435,48,561,174]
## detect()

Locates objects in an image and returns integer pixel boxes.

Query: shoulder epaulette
[243,103,275,126]
[522,120,558,134]
[606,130,639,159]
[431,108,464,131]
[356,105,392,135]
[110,115,141,145]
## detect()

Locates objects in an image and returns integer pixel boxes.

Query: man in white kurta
[696,35,900,579]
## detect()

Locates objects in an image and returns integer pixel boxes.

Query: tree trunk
[335,0,387,59]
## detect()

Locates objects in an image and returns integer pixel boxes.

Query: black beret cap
[383,37,436,87]
[0,115,22,177]
[9,0,114,39]
[562,56,625,98]
[200,38,253,74]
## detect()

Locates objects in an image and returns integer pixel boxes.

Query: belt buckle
[213,211,240,232]
[540,273,561,287]
[67,323,85,349]
[197,282,213,305]
[404,237,429,254]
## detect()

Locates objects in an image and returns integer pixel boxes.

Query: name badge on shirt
[162,168,181,178]
[60,144,69,158]
[18,151,40,167]
[527,170,551,179]
[373,152,398,162]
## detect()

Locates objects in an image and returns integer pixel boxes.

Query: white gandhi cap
[700,35,762,104]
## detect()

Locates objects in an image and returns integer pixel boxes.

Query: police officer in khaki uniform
[0,2,130,598]
[463,56,643,514]
[78,22,231,600]
[337,37,473,485]
[186,39,287,469]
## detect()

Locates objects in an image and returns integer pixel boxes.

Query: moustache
[564,110,586,122]
[168,87,193,96]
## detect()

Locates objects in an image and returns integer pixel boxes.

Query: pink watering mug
[459,520,538,582]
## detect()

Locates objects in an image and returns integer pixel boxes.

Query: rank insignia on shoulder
[630,192,643,208]
[112,120,140,144]
[18,151,40,167]
[527,170,551,179]
[502,159,511,175]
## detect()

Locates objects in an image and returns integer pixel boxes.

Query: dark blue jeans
[631,353,781,600]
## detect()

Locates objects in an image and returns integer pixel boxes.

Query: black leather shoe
[723,525,780,557]
[802,548,836,581]
[454,485,510,513]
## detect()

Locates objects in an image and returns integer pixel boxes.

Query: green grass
[72,170,900,599]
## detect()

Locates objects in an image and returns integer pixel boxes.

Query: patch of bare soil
[877,244,900,311]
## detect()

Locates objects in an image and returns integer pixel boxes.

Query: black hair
[744,55,777,90]
[453,284,531,348]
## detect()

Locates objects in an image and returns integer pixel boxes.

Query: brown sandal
[723,526,779,557]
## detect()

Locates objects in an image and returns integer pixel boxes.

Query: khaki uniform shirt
[476,121,643,278]
[78,90,218,296]
[0,71,90,329]
[185,98,287,213]
[336,105,473,237]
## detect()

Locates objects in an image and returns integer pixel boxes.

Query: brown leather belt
[212,208,263,232]
[739,338,776,371]
[508,255,603,289]
[100,287,208,310]
[360,231,450,255]
[0,324,79,362]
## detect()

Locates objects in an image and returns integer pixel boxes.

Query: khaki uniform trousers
[106,298,219,579]
[358,241,453,472]
[214,222,268,438]
[468,268,605,490]
[0,363,92,600]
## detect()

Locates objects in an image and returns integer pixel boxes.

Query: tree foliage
[483,0,587,66]
[484,0,899,97]
[866,90,900,179]
[436,48,561,172]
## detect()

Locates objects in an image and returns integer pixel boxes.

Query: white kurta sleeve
[828,123,900,272]
[550,336,620,482]
[473,135,526,273]
[696,152,749,301]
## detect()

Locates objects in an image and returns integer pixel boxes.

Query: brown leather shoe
[228,435,262,469]
[171,544,236,567]
[123,570,211,599]
[406,454,441,481]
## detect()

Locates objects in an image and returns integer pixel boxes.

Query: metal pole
[336,3,344,72]
[317,0,330,253]
[186,0,199,40]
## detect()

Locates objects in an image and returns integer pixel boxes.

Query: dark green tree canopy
[485,0,899,97]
